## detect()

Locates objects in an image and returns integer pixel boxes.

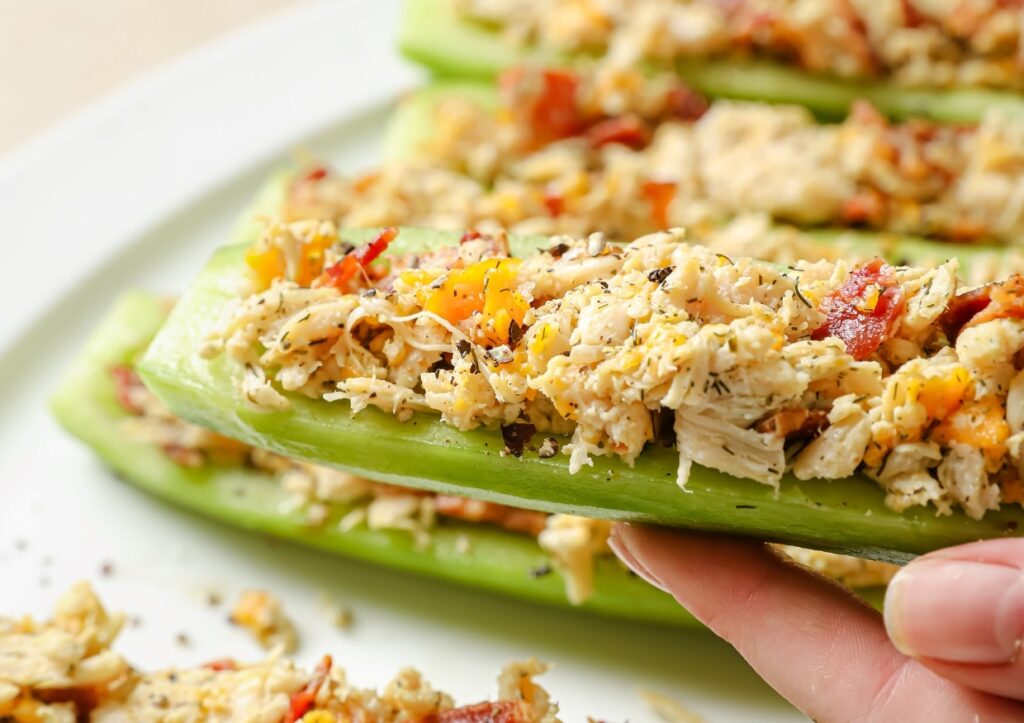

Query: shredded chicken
[1,585,561,722]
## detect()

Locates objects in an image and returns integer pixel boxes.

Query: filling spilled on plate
[204,223,1024,521]
[0,583,558,722]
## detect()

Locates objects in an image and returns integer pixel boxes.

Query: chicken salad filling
[0,583,558,723]
[455,0,1024,91]
[287,68,1024,245]
[203,222,1024,522]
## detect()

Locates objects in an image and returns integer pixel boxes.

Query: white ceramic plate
[0,1,800,719]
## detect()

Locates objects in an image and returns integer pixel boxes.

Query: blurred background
[0,0,305,153]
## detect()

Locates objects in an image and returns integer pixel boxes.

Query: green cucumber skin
[398,0,1024,122]
[139,228,1024,564]
[51,290,702,628]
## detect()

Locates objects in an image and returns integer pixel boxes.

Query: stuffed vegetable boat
[0,583,559,722]
[139,222,1024,562]
[53,289,893,629]
[400,0,1024,121]
[303,71,1024,246]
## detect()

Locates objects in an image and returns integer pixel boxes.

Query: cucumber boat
[53,291,703,626]
[138,225,1024,564]
[399,0,1024,122]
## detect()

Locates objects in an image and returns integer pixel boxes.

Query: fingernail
[609,525,667,593]
[884,559,1024,663]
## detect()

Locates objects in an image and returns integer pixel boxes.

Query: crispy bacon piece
[664,85,709,122]
[314,227,397,292]
[542,191,565,218]
[755,408,829,439]
[642,181,676,229]
[840,190,886,226]
[585,116,648,149]
[435,495,548,537]
[940,275,1024,341]
[110,365,144,414]
[438,700,534,723]
[284,656,332,723]
[811,259,905,361]
[500,67,585,149]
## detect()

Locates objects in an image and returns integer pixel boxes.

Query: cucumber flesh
[139,227,1024,564]
[52,291,700,627]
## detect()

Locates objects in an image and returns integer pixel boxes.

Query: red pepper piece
[283,656,332,723]
[500,67,584,149]
[811,259,905,361]
[314,227,397,291]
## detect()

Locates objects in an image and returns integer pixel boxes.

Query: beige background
[0,0,306,154]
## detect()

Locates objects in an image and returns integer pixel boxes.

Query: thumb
[884,538,1024,700]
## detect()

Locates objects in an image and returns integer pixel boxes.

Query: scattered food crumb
[529,564,552,579]
[205,591,223,607]
[638,688,705,723]
[538,437,560,458]
[338,507,366,532]
[38,576,50,588]
[129,616,143,628]
[14,539,27,551]
[229,589,298,653]
[175,632,190,647]
[99,560,115,577]
[317,592,354,631]
[306,502,330,527]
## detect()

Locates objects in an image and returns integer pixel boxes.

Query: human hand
[609,524,1024,722]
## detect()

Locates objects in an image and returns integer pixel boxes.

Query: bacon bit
[284,656,332,723]
[941,275,1024,341]
[939,284,995,341]
[500,67,584,149]
[302,165,328,183]
[755,408,829,439]
[161,444,204,468]
[947,218,989,243]
[203,658,238,672]
[542,191,565,218]
[585,116,648,149]
[314,227,397,292]
[850,99,888,127]
[460,230,484,244]
[811,259,905,361]
[900,0,926,28]
[439,701,532,723]
[110,365,143,414]
[435,495,548,537]
[840,190,886,226]
[642,181,676,229]
[664,85,709,122]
